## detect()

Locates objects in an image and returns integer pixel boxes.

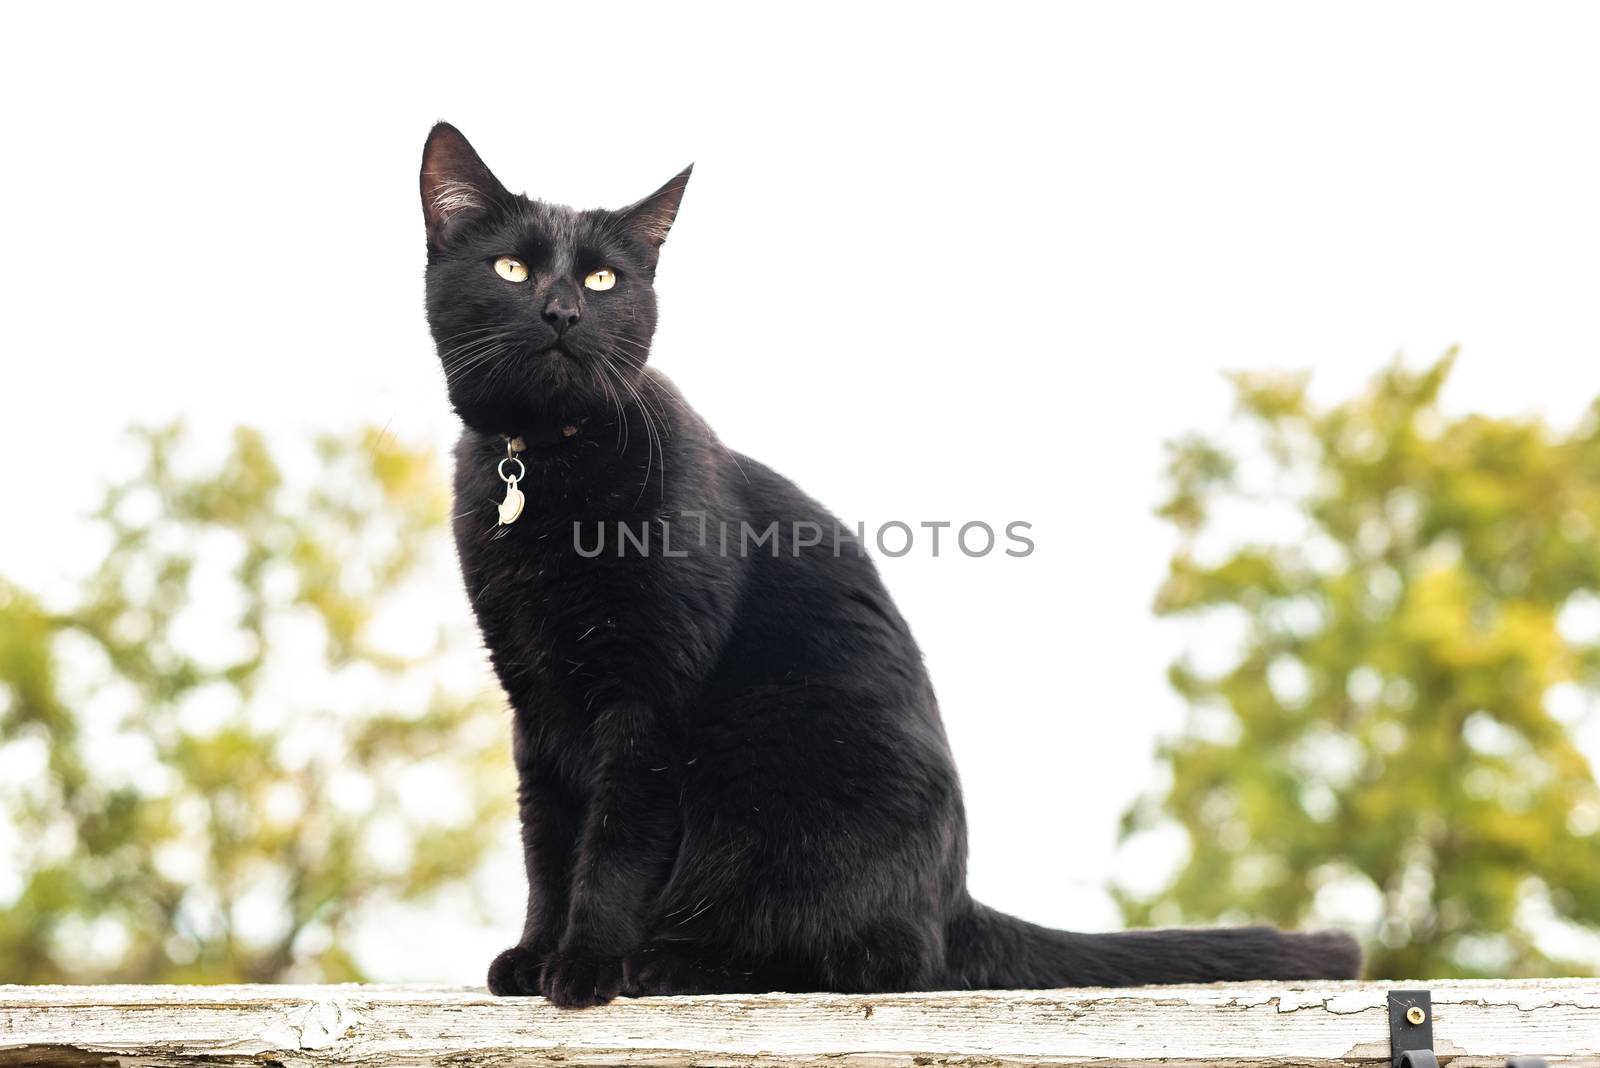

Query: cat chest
[465,535,659,687]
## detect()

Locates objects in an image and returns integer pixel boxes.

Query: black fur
[419,122,1362,1007]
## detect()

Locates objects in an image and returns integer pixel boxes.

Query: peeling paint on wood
[0,980,1595,1067]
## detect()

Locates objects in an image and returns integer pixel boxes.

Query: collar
[504,418,584,452]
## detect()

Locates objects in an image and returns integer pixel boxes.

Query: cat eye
[584,268,617,292]
[493,256,529,283]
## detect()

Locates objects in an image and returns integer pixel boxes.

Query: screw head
[1406,1005,1427,1026]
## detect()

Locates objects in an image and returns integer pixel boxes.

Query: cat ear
[420,122,511,248]
[614,165,694,249]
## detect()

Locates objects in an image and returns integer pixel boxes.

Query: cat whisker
[590,359,626,452]
[436,330,523,378]
[622,359,673,486]
[477,348,522,400]
[595,359,631,454]
[610,361,664,506]
[441,343,502,377]
[442,334,522,387]
[608,347,747,484]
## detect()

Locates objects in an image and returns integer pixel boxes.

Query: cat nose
[542,294,581,334]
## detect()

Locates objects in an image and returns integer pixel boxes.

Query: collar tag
[497,437,526,525]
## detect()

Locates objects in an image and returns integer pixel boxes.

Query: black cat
[419,122,1361,1008]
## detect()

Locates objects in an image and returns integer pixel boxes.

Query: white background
[3,2,1599,979]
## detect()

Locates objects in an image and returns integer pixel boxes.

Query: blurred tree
[0,425,511,982]
[1121,353,1600,978]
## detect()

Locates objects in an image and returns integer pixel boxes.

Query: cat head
[420,122,691,433]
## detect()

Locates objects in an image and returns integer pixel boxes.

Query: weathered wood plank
[0,980,1595,1068]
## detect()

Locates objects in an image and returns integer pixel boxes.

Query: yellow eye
[584,268,616,292]
[493,256,529,282]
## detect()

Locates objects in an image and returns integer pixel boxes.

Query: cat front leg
[542,701,679,1008]
[487,742,582,996]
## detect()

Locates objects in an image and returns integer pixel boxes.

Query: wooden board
[1,979,1596,1067]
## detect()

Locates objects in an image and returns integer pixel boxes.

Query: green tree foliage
[0,425,511,982]
[1121,354,1600,977]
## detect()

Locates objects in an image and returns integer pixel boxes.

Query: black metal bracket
[1389,989,1436,1068]
[1387,988,1548,1068]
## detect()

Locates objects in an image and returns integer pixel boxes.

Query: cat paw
[487,944,547,996]
[623,948,740,997]
[541,948,625,1008]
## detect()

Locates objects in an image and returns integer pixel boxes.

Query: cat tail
[944,902,1361,988]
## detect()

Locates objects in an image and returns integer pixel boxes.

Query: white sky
[3,2,1599,980]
